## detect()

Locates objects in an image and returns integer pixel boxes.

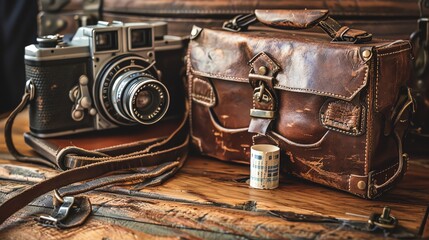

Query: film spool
[250,144,280,189]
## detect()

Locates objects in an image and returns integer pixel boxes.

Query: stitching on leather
[377,48,411,57]
[187,48,195,140]
[191,77,216,107]
[321,105,366,136]
[191,65,368,101]
[276,64,368,100]
[376,56,380,112]
[375,47,411,112]
[364,84,370,174]
[191,68,248,82]
[192,94,214,101]
[321,101,359,132]
[372,162,399,177]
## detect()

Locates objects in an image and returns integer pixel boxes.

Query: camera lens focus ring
[95,55,169,126]
[111,70,169,125]
[124,79,169,125]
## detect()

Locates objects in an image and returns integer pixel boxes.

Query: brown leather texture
[187,12,414,199]
[102,0,418,39]
[103,0,419,17]
[255,9,328,29]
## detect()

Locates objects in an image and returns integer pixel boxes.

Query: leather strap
[0,80,189,227]
[5,82,57,168]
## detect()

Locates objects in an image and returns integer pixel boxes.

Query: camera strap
[1,81,190,228]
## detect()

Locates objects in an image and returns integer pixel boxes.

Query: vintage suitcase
[101,0,420,38]
[187,9,414,199]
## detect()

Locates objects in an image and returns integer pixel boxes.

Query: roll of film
[250,144,280,189]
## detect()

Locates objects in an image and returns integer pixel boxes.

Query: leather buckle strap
[222,13,257,32]
[318,17,372,43]
[247,52,280,135]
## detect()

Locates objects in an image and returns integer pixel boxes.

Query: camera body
[25,21,185,137]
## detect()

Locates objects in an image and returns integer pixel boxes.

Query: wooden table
[0,110,428,239]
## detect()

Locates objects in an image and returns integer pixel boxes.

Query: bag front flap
[189,27,371,101]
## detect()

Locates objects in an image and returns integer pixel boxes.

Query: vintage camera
[25,21,185,137]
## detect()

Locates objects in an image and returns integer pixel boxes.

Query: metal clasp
[254,82,270,103]
[69,75,97,121]
[249,78,276,119]
[36,195,75,228]
[368,206,398,230]
[25,80,35,101]
[222,13,257,32]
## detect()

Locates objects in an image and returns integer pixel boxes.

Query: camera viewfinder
[130,28,152,49]
[95,31,118,52]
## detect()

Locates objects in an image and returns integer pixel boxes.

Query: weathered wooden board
[0,179,416,240]
[0,110,428,239]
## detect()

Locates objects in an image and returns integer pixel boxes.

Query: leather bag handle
[223,9,372,43]
[255,9,329,30]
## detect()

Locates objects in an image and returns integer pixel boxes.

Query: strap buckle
[36,194,75,228]
[222,13,256,32]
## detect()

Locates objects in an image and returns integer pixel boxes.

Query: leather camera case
[187,9,414,199]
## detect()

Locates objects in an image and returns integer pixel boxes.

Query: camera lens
[96,55,170,126]
[111,71,169,125]
[136,90,152,109]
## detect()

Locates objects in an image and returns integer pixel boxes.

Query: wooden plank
[0,180,404,240]
[0,210,185,240]
[422,208,429,238]
[0,156,427,237]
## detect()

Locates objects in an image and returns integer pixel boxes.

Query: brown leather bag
[187,9,414,199]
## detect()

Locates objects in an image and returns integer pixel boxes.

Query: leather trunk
[102,0,419,39]
[187,10,414,199]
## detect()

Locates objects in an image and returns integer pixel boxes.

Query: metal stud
[191,28,198,36]
[362,50,372,60]
[357,180,366,190]
[258,66,268,75]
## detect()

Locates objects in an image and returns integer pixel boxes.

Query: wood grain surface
[0,109,428,239]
